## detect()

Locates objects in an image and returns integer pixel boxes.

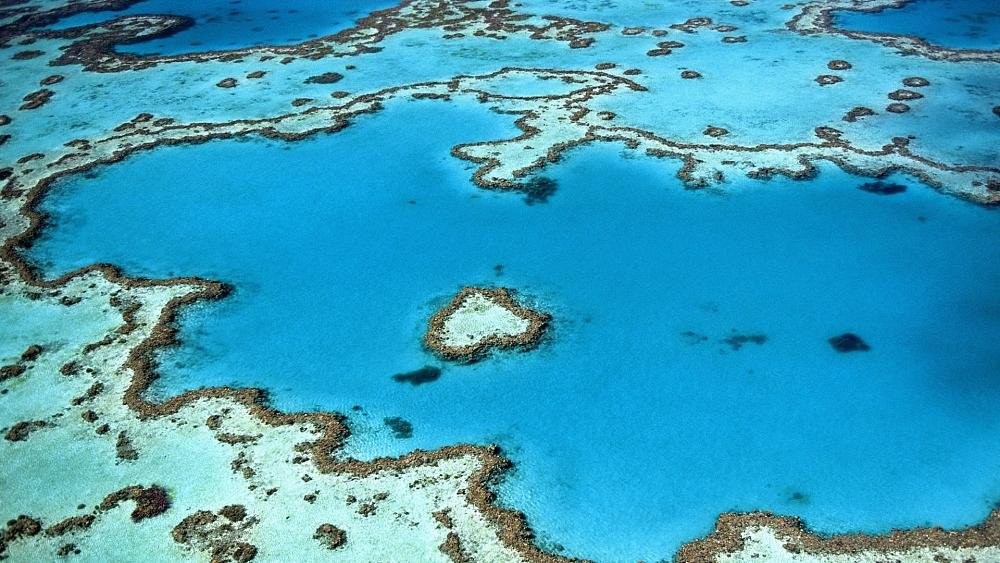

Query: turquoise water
[27,98,1000,560]
[836,0,1000,50]
[49,0,394,55]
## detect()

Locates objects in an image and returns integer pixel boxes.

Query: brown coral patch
[888,88,923,101]
[11,50,44,60]
[205,414,223,430]
[173,506,258,561]
[439,531,470,563]
[1,515,42,556]
[71,382,104,405]
[45,515,95,537]
[100,485,170,522]
[218,505,246,522]
[20,344,43,362]
[670,17,713,33]
[115,431,139,460]
[313,523,347,550]
[433,509,455,529]
[902,76,929,88]
[0,364,27,382]
[4,420,49,442]
[704,126,729,138]
[19,89,54,110]
[304,72,343,84]
[843,106,876,122]
[16,153,43,165]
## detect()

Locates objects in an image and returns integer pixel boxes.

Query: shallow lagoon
[28,98,1000,560]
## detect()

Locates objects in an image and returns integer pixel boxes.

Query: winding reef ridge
[1,0,999,561]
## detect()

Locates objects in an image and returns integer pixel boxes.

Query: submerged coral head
[829,333,870,353]
[858,181,907,195]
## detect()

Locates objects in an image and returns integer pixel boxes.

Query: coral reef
[0,0,998,560]
[424,287,550,362]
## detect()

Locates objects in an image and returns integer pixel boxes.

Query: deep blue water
[28,99,1000,560]
[836,0,1000,50]
[50,0,394,55]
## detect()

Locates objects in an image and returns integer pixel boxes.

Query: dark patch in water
[493,264,504,276]
[384,417,413,439]
[858,181,907,195]
[722,332,767,350]
[680,330,709,344]
[522,177,558,205]
[391,366,441,386]
[788,491,810,504]
[829,332,870,353]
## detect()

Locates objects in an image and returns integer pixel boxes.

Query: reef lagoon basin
[1,0,999,561]
[24,100,1000,559]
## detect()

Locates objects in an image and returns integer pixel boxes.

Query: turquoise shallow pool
[27,97,1000,560]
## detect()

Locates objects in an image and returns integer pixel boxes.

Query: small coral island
[424,287,549,362]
